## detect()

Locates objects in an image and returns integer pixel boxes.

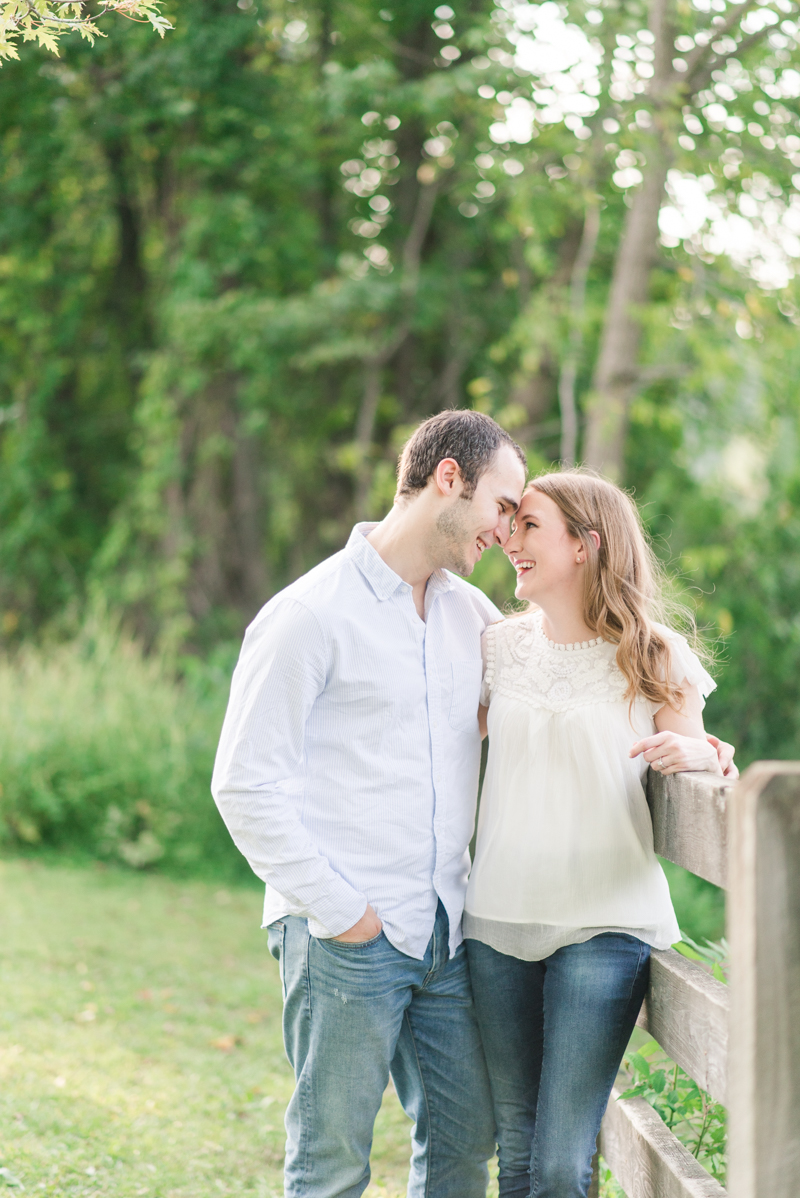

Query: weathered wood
[637,944,732,1102]
[636,948,728,1105]
[727,762,800,1198]
[647,770,732,889]
[600,1082,726,1198]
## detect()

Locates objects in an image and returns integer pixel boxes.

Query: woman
[464,470,725,1198]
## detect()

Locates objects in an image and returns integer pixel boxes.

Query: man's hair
[396,410,526,500]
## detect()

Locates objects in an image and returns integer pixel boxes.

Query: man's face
[434,446,526,577]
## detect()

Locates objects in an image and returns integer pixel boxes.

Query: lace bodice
[466,611,714,955]
[481,611,715,716]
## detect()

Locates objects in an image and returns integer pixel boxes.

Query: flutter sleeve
[658,625,717,710]
[480,622,501,706]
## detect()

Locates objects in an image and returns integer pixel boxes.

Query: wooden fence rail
[591,762,800,1198]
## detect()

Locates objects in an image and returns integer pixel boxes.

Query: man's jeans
[268,902,495,1198]
[466,933,650,1198]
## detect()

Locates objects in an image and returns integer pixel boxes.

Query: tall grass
[0,623,247,879]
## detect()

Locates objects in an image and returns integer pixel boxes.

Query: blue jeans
[268,902,495,1198]
[466,933,650,1198]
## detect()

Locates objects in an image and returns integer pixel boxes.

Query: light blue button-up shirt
[211,523,501,959]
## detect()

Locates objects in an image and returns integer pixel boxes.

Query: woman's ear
[587,530,601,551]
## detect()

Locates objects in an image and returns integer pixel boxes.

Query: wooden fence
[589,762,800,1198]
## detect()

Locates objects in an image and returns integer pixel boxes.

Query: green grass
[0,853,721,1198]
[0,859,417,1197]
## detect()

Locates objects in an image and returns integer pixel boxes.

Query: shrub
[0,623,247,879]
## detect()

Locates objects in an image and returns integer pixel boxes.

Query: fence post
[727,762,800,1198]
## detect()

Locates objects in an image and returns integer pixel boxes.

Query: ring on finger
[658,757,665,769]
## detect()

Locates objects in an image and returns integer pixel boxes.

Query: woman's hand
[629,730,722,775]
[705,734,738,779]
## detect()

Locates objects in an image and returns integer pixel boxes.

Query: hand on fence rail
[629,730,737,777]
[704,734,738,778]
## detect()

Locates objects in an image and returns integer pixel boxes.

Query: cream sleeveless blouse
[463,612,715,961]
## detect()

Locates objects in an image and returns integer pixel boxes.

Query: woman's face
[504,489,585,604]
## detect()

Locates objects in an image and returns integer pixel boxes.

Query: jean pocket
[267,921,286,996]
[316,930,385,952]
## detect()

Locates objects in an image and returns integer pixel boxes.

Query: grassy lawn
[0,855,719,1197]
[0,860,418,1197]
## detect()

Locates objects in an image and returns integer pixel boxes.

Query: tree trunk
[558,198,600,466]
[582,0,675,479]
[582,158,669,477]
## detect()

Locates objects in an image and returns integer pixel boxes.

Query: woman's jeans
[269,902,495,1198]
[466,933,650,1198]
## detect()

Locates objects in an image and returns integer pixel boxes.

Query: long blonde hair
[526,469,701,710]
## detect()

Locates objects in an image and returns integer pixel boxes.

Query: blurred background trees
[2,0,800,864]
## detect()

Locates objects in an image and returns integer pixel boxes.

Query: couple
[212,410,736,1198]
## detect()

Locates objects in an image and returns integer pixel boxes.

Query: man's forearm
[211,597,368,935]
[212,778,368,934]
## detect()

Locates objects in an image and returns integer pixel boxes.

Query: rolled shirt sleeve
[211,597,368,937]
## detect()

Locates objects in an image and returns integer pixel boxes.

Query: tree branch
[682,0,760,80]
[682,1,791,94]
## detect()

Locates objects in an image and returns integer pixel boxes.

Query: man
[212,410,526,1198]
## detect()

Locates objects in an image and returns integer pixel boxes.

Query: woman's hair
[525,468,704,710]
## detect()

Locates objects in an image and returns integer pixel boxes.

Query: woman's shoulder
[650,621,716,698]
[650,620,689,645]
[482,610,539,644]
[480,612,539,697]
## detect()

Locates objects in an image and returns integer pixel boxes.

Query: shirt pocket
[448,660,483,733]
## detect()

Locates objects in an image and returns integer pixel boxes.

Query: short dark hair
[396,410,526,500]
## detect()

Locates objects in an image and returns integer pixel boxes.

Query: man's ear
[433,458,462,497]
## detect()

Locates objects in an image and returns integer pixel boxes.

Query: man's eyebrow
[500,495,520,512]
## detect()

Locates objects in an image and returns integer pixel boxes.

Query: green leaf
[626,1051,651,1077]
[651,1070,667,1094]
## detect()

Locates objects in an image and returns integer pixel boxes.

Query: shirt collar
[346,523,455,602]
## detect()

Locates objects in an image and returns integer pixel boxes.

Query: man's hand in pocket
[333,904,382,943]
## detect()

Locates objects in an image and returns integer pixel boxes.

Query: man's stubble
[432,499,475,578]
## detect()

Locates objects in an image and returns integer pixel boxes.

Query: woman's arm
[629,680,723,775]
[478,703,488,741]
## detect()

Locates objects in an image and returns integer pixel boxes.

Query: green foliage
[660,859,725,944]
[0,0,800,767]
[673,933,729,985]
[620,1037,727,1187]
[0,0,171,65]
[0,622,245,879]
